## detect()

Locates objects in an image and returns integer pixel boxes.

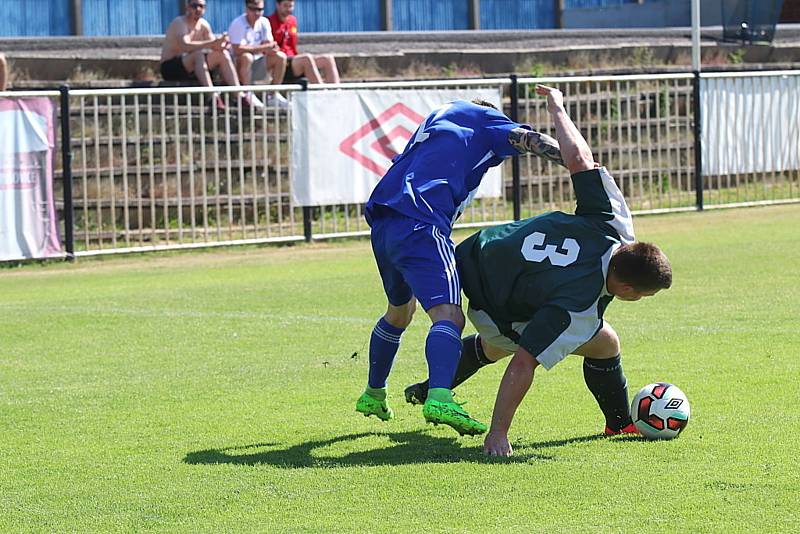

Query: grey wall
[564,0,726,28]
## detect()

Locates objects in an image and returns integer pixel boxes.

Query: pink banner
[0,97,62,260]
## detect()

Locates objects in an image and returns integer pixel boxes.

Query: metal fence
[4,70,800,259]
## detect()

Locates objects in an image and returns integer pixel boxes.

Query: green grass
[2,205,799,532]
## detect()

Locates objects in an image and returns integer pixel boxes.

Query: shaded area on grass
[182,431,609,468]
[183,432,625,468]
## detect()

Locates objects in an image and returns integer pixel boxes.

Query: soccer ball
[631,382,691,440]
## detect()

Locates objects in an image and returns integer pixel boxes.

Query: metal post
[554,0,565,29]
[298,78,314,241]
[510,75,521,221]
[469,0,480,30]
[60,85,75,259]
[382,0,393,31]
[691,0,701,72]
[71,0,83,36]
[692,71,703,211]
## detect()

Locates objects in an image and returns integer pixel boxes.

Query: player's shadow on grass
[183,432,613,468]
[182,430,590,468]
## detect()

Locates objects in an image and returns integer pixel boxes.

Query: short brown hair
[471,98,497,110]
[609,242,672,291]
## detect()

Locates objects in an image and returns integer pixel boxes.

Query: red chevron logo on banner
[338,103,425,177]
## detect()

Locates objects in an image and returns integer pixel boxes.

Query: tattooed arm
[508,127,566,169]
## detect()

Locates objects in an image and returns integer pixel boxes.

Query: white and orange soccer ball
[631,382,691,440]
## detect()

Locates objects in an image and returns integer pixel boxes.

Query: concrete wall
[564,0,726,28]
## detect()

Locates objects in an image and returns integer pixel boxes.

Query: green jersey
[456,167,635,369]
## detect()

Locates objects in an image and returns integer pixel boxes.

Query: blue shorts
[370,212,461,311]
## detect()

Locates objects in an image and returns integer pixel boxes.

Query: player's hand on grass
[535,84,564,114]
[483,430,513,457]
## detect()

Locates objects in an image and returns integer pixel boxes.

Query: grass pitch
[2,205,799,533]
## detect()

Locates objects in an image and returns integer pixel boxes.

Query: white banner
[701,75,800,176]
[291,88,504,207]
[0,97,62,261]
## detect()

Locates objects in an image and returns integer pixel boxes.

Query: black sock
[582,355,632,431]
[415,334,494,398]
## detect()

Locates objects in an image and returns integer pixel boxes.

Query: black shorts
[282,56,303,84]
[160,56,196,82]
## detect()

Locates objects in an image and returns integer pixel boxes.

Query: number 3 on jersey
[521,232,580,267]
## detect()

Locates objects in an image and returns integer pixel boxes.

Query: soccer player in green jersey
[404,85,672,456]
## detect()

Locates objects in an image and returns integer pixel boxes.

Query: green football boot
[355,392,394,421]
[422,398,487,436]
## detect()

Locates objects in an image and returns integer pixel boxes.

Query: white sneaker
[266,92,289,109]
[242,91,265,110]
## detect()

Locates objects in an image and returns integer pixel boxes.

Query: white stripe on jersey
[450,150,496,226]
[432,227,457,303]
[598,167,635,244]
[431,226,460,305]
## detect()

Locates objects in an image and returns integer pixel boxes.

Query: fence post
[509,74,521,221]
[692,70,704,211]
[469,0,481,30]
[554,0,565,29]
[298,79,314,242]
[381,0,393,31]
[59,85,75,260]
[71,0,83,36]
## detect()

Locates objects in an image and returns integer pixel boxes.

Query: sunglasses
[247,5,264,12]
[189,2,206,8]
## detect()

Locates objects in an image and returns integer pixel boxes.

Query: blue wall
[0,0,647,36]
[82,0,176,35]
[393,0,470,31]
[481,0,556,30]
[0,0,71,36]
[565,0,637,7]
[293,0,382,32]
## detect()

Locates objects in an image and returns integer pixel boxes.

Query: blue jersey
[365,100,526,231]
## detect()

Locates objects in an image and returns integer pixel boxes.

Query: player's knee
[427,304,465,330]
[480,337,512,362]
[592,326,620,358]
[239,52,254,67]
[384,299,416,329]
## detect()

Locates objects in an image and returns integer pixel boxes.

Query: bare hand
[535,84,564,114]
[483,431,513,457]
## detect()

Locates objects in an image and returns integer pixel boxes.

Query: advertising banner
[702,76,800,176]
[291,88,504,206]
[0,97,62,261]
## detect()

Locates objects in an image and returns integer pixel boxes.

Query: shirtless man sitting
[161,0,241,109]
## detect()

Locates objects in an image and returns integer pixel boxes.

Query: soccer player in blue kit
[404,85,673,455]
[355,97,565,436]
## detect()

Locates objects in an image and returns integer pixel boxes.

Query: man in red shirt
[267,0,340,84]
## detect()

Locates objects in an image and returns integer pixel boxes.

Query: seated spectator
[161,0,241,109]
[268,0,340,85]
[228,0,289,108]
[0,53,7,91]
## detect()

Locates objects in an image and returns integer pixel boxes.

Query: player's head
[186,0,207,17]
[608,242,672,301]
[276,0,294,17]
[245,0,265,19]
[471,98,497,110]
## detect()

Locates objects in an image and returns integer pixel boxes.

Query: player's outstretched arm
[483,347,540,457]
[508,128,566,168]
[535,84,596,176]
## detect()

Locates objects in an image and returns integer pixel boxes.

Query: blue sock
[425,320,463,390]
[367,318,404,388]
